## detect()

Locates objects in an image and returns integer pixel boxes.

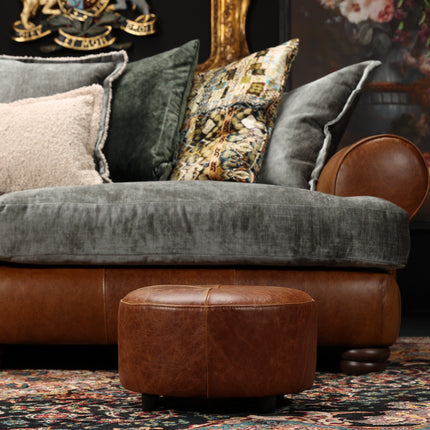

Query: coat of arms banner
[12,0,156,51]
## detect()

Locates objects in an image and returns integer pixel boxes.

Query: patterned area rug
[0,337,429,429]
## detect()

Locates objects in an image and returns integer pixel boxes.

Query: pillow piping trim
[96,52,129,182]
[308,60,382,190]
[0,51,128,64]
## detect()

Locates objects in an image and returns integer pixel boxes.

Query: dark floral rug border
[0,337,429,429]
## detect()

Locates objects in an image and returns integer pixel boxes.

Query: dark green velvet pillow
[103,40,200,182]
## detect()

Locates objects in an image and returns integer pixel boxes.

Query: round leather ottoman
[118,284,317,411]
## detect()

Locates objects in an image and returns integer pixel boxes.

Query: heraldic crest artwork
[12,0,157,51]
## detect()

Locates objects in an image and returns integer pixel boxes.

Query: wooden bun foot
[340,347,390,375]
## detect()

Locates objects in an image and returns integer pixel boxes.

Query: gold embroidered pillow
[0,85,105,194]
[170,39,299,182]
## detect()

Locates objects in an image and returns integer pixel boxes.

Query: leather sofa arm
[316,134,430,220]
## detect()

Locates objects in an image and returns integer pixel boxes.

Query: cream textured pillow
[0,85,105,194]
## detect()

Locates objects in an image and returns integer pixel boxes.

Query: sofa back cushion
[0,51,128,181]
[259,60,381,189]
[103,40,200,182]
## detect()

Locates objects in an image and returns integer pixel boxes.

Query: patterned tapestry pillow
[170,39,299,182]
[0,85,105,194]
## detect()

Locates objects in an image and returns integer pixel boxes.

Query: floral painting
[290,0,430,165]
[320,0,430,78]
[288,0,430,218]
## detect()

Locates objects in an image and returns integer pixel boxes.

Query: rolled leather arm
[316,134,429,220]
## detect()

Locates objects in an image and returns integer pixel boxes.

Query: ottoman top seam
[119,301,315,308]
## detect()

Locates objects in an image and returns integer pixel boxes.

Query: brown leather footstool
[118,284,317,411]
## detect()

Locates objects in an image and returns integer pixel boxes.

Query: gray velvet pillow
[103,40,200,182]
[259,60,381,190]
[0,51,128,181]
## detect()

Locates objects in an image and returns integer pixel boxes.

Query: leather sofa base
[0,265,401,349]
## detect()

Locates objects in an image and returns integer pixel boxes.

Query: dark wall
[0,1,281,62]
[397,226,430,318]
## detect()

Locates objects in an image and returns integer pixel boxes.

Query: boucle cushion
[260,61,381,189]
[0,51,128,181]
[0,181,409,269]
[0,85,105,194]
[103,40,200,182]
[170,39,299,182]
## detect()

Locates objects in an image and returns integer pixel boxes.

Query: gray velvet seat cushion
[0,182,409,268]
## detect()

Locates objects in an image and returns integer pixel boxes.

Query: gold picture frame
[198,0,251,72]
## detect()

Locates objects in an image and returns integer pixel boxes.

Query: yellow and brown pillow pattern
[170,39,299,182]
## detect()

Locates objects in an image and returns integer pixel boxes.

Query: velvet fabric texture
[0,51,128,182]
[103,40,200,182]
[0,181,409,268]
[259,61,381,190]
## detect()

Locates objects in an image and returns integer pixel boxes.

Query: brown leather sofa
[1,0,428,378]
[0,134,427,374]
